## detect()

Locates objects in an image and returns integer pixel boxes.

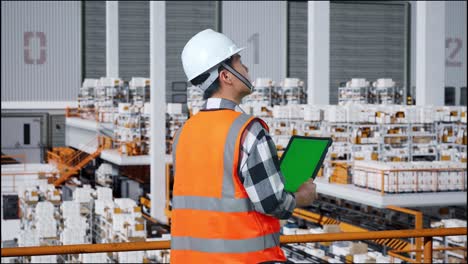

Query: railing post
[444,236,449,263]
[423,236,433,263]
[416,211,423,262]
[387,206,424,262]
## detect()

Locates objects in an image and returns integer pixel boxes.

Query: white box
[167,103,182,115]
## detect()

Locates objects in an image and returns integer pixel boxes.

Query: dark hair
[190,57,234,100]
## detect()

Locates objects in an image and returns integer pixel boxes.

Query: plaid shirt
[202,98,296,219]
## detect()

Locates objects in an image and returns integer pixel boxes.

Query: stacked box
[73,185,94,203]
[82,253,108,263]
[442,106,461,122]
[353,161,467,193]
[303,105,323,121]
[30,255,57,264]
[243,78,275,116]
[95,77,125,123]
[279,78,306,105]
[324,105,347,123]
[117,251,145,263]
[187,85,204,115]
[129,77,150,108]
[77,78,98,119]
[96,164,115,187]
[35,201,57,238]
[373,78,403,105]
[461,108,467,123]
[338,78,371,105]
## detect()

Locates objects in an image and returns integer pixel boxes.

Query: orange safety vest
[171,109,286,263]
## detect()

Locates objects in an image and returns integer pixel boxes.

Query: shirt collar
[202,98,244,113]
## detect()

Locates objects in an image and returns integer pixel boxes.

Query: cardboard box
[350,242,368,255]
[323,224,341,233]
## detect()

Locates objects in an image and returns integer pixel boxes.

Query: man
[170,29,316,263]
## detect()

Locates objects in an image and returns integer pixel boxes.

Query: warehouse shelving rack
[324,122,352,159]
[436,121,465,162]
[322,122,353,183]
[338,85,372,105]
[375,86,404,105]
[348,123,380,162]
[166,112,187,155]
[338,84,404,105]
[409,123,438,161]
[93,214,114,244]
[114,110,144,156]
[95,79,127,159]
[243,83,275,107]
[129,79,150,108]
[77,83,97,120]
[380,123,410,162]
[141,112,151,156]
[80,200,94,245]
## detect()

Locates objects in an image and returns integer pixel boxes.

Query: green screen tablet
[280,136,332,193]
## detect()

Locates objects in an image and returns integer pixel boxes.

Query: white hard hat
[181,29,245,91]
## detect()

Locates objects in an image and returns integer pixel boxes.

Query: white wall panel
[222,1,287,81]
[1,1,81,103]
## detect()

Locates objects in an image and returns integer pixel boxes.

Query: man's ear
[219,69,232,85]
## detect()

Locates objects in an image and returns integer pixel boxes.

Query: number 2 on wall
[446,37,462,67]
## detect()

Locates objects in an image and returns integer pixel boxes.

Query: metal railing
[1,227,466,263]
[47,151,63,166]
[387,205,424,262]
[1,154,56,192]
[45,137,102,186]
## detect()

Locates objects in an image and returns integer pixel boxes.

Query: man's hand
[294,179,317,208]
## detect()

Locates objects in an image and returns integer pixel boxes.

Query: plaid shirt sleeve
[238,120,296,220]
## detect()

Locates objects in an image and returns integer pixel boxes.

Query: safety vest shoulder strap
[221,113,252,197]
[173,111,253,198]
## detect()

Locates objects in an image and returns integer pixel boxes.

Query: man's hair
[190,57,233,100]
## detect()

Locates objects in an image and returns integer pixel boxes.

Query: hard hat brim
[187,46,246,82]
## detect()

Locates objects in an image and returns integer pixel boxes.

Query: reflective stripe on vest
[222,113,251,197]
[172,196,252,212]
[172,232,280,253]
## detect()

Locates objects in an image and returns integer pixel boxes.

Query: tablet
[279,136,333,193]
